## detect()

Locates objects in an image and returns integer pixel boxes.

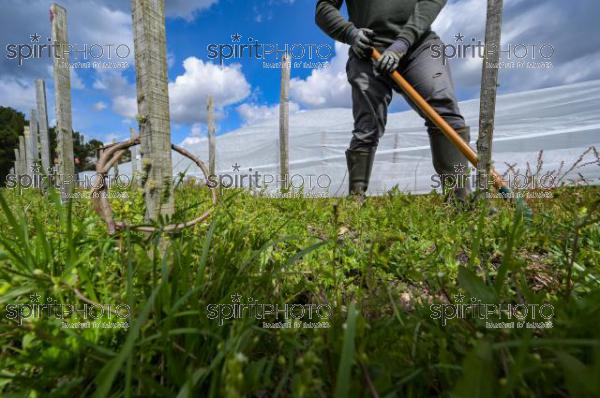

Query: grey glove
[376,38,410,73]
[349,28,374,59]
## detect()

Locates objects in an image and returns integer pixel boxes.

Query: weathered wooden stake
[29,111,40,188]
[18,136,27,178]
[132,0,174,221]
[112,139,119,177]
[36,79,51,173]
[476,0,504,195]
[279,53,291,191]
[130,127,138,179]
[51,3,75,195]
[207,96,216,176]
[14,149,21,178]
[29,109,40,166]
[23,126,34,176]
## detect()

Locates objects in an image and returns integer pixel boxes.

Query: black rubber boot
[429,126,472,204]
[346,148,376,197]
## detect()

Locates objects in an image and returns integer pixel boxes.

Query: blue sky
[163,0,332,131]
[1,0,343,145]
[1,0,600,146]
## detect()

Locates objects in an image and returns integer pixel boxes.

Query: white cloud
[112,95,137,119]
[104,132,125,143]
[433,0,600,95]
[181,136,203,146]
[91,57,252,124]
[290,0,600,107]
[0,0,133,120]
[70,69,85,90]
[75,4,133,64]
[180,123,205,146]
[93,70,133,95]
[0,77,36,112]
[92,70,137,119]
[432,0,485,39]
[165,0,218,21]
[190,123,203,136]
[93,101,107,111]
[237,102,300,126]
[290,42,352,109]
[168,57,251,124]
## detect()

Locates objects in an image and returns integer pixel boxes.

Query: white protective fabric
[87,79,600,196]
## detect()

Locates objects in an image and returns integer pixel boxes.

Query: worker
[316,0,471,202]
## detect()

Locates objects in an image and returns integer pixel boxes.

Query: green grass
[0,184,599,397]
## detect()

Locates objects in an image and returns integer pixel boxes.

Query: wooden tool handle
[371,48,507,191]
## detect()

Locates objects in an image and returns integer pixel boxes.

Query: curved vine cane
[92,137,218,234]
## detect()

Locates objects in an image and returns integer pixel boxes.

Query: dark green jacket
[315,0,446,49]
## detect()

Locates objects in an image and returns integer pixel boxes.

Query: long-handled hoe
[371,48,531,217]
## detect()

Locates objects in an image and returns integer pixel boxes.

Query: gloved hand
[376,38,410,73]
[349,28,375,59]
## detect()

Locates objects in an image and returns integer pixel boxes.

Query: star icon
[232,163,241,172]
[29,293,41,303]
[231,33,242,42]
[453,293,465,303]
[30,33,41,43]
[231,293,242,303]
[454,32,465,42]
[454,163,466,174]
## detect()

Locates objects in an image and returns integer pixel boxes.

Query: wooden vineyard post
[36,79,51,174]
[131,0,174,221]
[207,96,217,177]
[50,3,75,197]
[279,52,291,192]
[477,0,504,197]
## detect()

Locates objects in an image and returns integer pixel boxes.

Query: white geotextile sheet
[85,80,600,196]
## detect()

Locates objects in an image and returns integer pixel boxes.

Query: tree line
[0,106,104,186]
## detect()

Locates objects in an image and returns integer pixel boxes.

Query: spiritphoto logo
[431,32,554,69]
[6,165,131,196]
[3,292,130,329]
[206,33,334,69]
[5,33,130,69]
[430,293,555,329]
[206,293,332,329]
[7,164,77,189]
[207,163,332,194]
[430,164,557,198]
